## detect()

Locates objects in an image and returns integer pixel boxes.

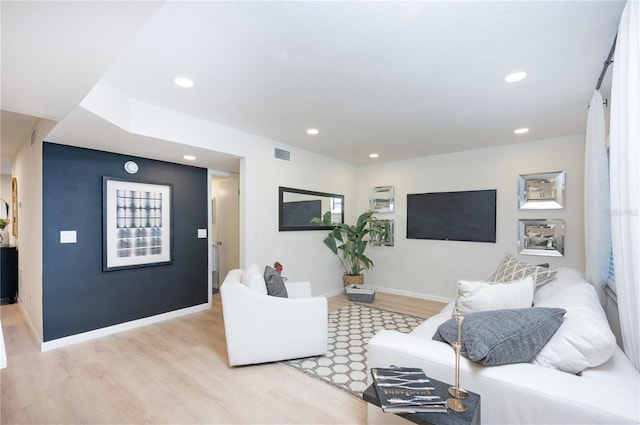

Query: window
[607,242,616,293]
[606,143,616,293]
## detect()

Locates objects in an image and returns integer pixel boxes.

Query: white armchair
[220,265,328,366]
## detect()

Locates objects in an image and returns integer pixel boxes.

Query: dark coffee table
[363,376,481,425]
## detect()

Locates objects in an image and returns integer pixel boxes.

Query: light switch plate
[60,230,77,244]
[197,229,207,238]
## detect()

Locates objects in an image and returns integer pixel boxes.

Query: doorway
[210,173,239,292]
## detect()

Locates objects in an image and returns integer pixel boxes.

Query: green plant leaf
[316,210,380,276]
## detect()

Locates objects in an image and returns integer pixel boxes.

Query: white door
[216,177,239,283]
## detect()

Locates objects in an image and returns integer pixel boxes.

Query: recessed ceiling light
[514,128,529,134]
[504,71,527,83]
[306,128,319,135]
[183,155,196,161]
[124,161,138,174]
[174,77,194,88]
[369,153,379,158]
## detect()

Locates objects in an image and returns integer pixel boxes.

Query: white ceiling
[1,1,625,171]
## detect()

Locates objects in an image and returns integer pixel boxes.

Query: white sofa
[220,264,328,366]
[367,268,640,425]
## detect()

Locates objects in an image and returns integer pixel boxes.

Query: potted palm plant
[312,210,383,286]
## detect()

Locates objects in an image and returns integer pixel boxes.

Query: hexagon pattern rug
[282,302,423,399]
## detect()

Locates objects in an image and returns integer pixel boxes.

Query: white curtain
[584,90,611,302]
[610,0,640,371]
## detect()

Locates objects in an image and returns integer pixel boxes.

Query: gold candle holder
[446,311,468,412]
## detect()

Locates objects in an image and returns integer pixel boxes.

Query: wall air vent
[274,148,291,161]
[31,130,37,148]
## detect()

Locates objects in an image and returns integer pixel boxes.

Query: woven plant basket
[343,273,364,287]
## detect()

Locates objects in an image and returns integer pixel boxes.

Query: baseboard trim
[375,286,452,304]
[41,302,211,352]
[323,288,345,298]
[321,286,452,304]
[17,298,43,346]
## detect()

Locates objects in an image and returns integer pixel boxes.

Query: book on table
[370,366,448,414]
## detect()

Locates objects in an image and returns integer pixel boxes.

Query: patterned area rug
[282,302,423,399]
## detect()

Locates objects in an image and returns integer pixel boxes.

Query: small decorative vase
[343,273,364,287]
[0,229,8,247]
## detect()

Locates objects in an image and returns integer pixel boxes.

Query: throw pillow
[455,276,535,315]
[241,263,262,284]
[433,307,566,366]
[241,264,268,295]
[264,266,288,298]
[532,281,616,374]
[488,252,557,288]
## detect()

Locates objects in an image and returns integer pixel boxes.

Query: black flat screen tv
[406,189,497,243]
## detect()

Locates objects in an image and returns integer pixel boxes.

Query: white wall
[11,118,56,341]
[0,175,11,203]
[43,80,587,305]
[357,135,586,301]
[0,175,12,224]
[77,80,359,296]
[244,146,358,295]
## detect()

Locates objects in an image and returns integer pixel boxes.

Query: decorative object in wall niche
[369,185,394,213]
[370,219,394,246]
[518,171,565,210]
[102,177,173,271]
[518,219,565,257]
[11,178,18,237]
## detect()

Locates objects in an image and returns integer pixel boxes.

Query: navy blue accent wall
[42,143,208,341]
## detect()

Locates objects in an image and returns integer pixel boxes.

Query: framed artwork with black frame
[102,177,173,271]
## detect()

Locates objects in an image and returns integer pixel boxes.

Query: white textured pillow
[488,252,557,288]
[241,264,267,295]
[455,276,535,315]
[532,280,616,374]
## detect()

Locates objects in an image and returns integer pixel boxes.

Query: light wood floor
[0,292,445,425]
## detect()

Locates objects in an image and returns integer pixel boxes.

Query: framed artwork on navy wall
[102,177,173,271]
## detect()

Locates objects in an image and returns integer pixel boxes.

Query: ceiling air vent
[274,148,291,161]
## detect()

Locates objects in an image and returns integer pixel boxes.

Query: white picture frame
[517,219,565,257]
[518,171,565,210]
[370,186,395,213]
[103,177,173,271]
[370,219,394,246]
